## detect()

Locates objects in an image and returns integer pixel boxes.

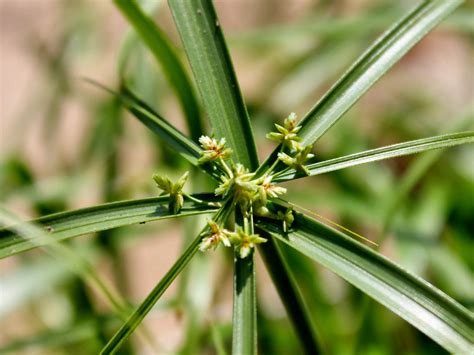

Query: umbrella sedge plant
[1,0,473,354]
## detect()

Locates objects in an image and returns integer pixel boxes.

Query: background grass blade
[168,0,259,170]
[114,0,204,142]
[101,201,232,354]
[0,209,132,330]
[257,0,462,174]
[274,131,474,182]
[257,233,321,354]
[232,250,257,355]
[0,193,218,258]
[257,208,474,354]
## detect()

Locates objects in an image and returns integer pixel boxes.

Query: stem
[219,158,233,177]
[249,204,255,234]
[183,192,221,207]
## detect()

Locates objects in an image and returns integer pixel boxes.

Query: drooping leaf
[257,209,474,354]
[114,0,204,141]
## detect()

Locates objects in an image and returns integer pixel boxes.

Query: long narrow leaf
[0,194,218,258]
[298,0,462,145]
[87,81,222,180]
[232,251,257,355]
[257,0,462,174]
[101,232,202,354]
[114,0,204,141]
[257,209,474,354]
[101,200,232,354]
[274,131,474,182]
[169,0,259,170]
[257,234,321,354]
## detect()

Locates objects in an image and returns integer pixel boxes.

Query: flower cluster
[278,145,314,176]
[154,114,307,258]
[195,132,294,257]
[267,112,315,176]
[198,221,266,259]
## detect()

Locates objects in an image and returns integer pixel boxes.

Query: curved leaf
[0,194,218,259]
[114,0,204,142]
[86,81,223,180]
[257,209,474,354]
[274,131,474,182]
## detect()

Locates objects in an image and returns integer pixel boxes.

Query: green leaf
[168,0,259,170]
[232,250,256,355]
[87,81,223,180]
[257,234,321,354]
[0,208,132,324]
[101,200,232,354]
[257,209,474,354]
[274,131,474,182]
[101,232,202,354]
[257,0,462,174]
[114,0,204,142]
[0,193,218,258]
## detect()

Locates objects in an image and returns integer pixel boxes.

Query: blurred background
[0,0,473,354]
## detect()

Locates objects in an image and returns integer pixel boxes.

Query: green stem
[219,158,233,177]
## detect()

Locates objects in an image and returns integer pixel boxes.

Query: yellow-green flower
[257,175,287,205]
[199,221,231,251]
[153,171,188,214]
[215,163,256,196]
[198,136,233,164]
[227,227,267,259]
[277,208,294,232]
[278,144,314,175]
[266,112,302,150]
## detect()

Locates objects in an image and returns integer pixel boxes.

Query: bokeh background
[1,0,473,354]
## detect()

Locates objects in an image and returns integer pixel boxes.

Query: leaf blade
[274,131,474,182]
[101,199,233,354]
[257,210,474,354]
[298,0,462,145]
[232,251,257,355]
[0,194,218,258]
[114,0,204,141]
[258,0,463,174]
[101,233,202,354]
[168,0,259,170]
[257,234,321,354]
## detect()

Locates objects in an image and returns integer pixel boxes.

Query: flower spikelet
[266,112,302,150]
[199,221,231,252]
[227,227,267,259]
[198,136,232,164]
